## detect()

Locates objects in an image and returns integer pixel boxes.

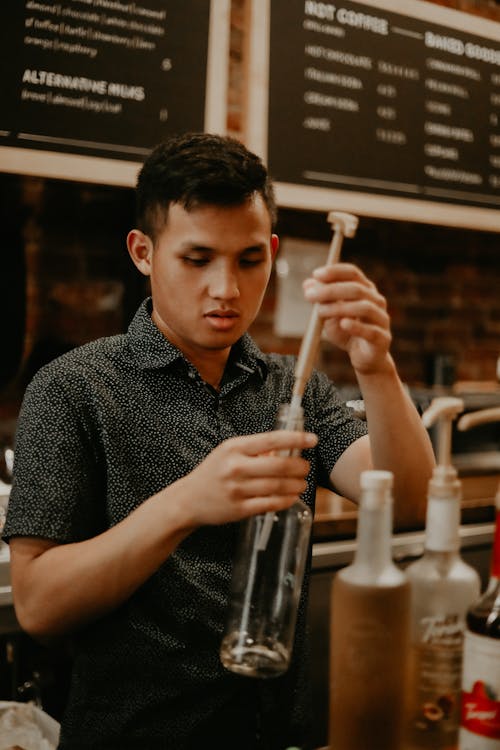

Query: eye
[183,256,209,267]
[239,255,264,267]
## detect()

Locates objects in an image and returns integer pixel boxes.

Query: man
[3,133,434,749]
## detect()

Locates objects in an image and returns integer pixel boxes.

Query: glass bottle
[220,403,312,678]
[329,470,411,750]
[459,489,500,749]
[405,397,481,750]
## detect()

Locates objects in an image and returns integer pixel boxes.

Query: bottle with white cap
[329,469,411,750]
[405,397,481,750]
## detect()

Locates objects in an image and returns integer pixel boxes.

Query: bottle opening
[360,470,393,491]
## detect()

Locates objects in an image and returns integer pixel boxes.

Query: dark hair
[135,132,277,242]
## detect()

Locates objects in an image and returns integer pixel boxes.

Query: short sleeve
[304,369,368,486]
[3,365,105,544]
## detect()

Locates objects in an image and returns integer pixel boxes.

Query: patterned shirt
[4,298,367,750]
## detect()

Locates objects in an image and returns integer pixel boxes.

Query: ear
[271,233,279,259]
[127,229,153,276]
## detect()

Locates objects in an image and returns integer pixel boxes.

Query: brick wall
[253,210,500,386]
[1,0,499,434]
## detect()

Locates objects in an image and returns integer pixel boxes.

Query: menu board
[0,0,229,185]
[245,0,500,231]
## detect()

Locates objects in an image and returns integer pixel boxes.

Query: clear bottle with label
[458,406,500,750]
[220,403,312,678]
[404,397,481,750]
[329,470,411,750]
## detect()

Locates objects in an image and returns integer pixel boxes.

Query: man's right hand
[175,429,318,527]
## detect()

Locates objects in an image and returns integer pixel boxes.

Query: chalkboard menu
[245,0,500,231]
[0,0,229,185]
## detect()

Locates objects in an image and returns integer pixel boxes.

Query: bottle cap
[428,467,461,499]
[360,470,393,491]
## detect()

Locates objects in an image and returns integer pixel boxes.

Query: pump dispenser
[405,397,481,750]
[422,397,466,551]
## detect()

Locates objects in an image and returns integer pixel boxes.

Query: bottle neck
[425,493,460,552]
[354,491,394,571]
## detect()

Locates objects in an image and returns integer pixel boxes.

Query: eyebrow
[179,243,267,254]
[241,245,267,254]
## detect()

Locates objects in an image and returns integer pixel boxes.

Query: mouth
[204,309,240,331]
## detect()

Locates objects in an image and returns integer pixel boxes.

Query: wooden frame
[243,0,500,232]
[0,0,230,187]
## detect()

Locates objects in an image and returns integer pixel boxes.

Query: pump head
[421,396,464,433]
[327,211,359,238]
[458,406,500,512]
[457,405,500,432]
[422,396,464,497]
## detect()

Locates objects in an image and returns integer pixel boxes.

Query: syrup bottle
[329,470,411,750]
[405,397,481,750]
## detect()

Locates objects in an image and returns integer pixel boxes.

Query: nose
[208,262,240,300]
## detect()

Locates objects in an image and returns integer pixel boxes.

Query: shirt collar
[227,333,268,382]
[126,298,268,381]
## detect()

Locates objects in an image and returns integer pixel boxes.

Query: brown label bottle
[329,470,411,750]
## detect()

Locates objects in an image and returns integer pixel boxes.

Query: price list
[267,0,500,214]
[0,0,218,165]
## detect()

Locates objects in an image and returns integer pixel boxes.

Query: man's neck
[195,358,228,391]
[182,347,231,391]
[150,307,231,390]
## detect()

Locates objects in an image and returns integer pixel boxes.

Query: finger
[222,454,311,487]
[236,494,306,517]
[317,299,390,328]
[227,430,317,457]
[228,475,309,500]
[312,262,372,285]
[237,454,311,479]
[304,279,386,309]
[339,317,392,347]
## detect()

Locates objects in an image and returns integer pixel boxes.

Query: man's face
[132,195,276,364]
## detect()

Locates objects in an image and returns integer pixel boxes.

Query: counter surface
[313,466,499,541]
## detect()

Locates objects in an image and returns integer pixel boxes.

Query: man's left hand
[303,262,392,375]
